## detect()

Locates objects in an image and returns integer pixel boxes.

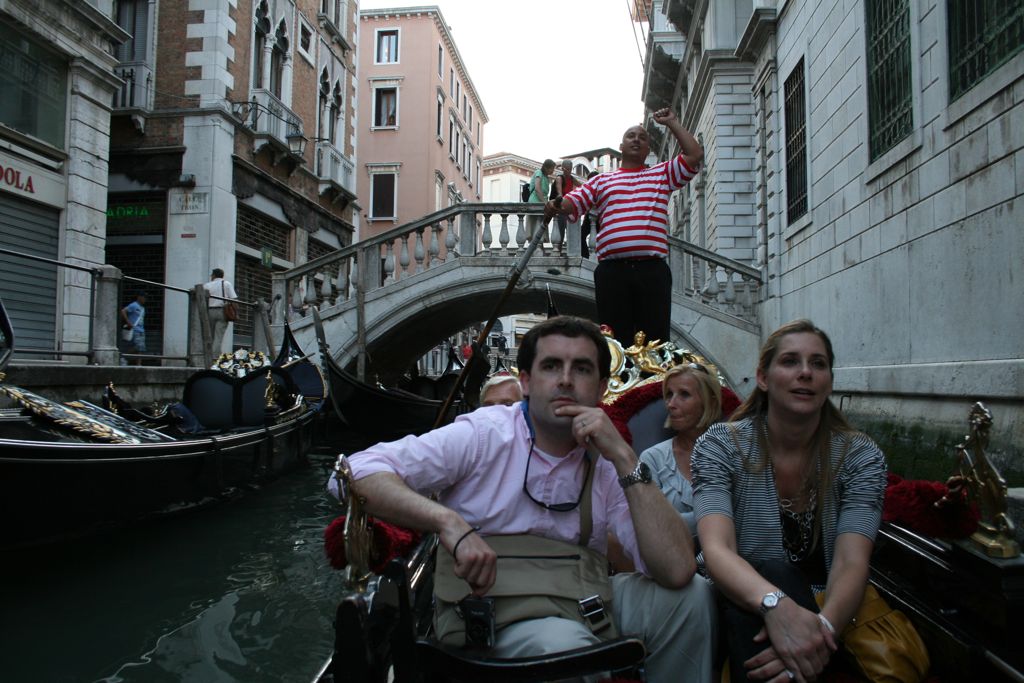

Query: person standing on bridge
[545,108,703,347]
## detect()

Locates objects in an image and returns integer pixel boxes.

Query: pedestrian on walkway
[545,108,703,346]
[119,291,146,366]
[203,268,237,355]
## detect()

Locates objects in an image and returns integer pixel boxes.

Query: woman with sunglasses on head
[692,320,887,683]
[639,363,723,541]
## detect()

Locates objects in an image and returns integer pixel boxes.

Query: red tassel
[883,476,979,538]
[324,515,421,573]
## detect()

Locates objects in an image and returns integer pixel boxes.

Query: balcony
[643,37,684,112]
[113,61,154,111]
[235,89,304,165]
[315,141,356,200]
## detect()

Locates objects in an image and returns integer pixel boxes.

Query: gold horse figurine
[953,402,1020,558]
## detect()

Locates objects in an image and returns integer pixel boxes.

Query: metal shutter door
[0,195,59,353]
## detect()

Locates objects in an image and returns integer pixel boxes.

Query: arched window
[319,70,330,139]
[330,82,342,144]
[253,1,270,89]
[270,20,288,98]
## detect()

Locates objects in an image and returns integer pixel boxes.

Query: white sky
[358,0,649,162]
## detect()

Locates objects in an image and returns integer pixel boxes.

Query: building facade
[107,0,358,359]
[356,6,486,242]
[640,0,1024,471]
[0,0,127,360]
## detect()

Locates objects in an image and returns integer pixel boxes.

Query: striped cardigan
[691,418,887,572]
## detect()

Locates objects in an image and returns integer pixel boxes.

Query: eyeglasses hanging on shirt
[519,400,591,512]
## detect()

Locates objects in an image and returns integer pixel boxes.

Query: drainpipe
[355,252,366,382]
[695,132,710,294]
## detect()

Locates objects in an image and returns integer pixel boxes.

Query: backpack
[520,182,531,202]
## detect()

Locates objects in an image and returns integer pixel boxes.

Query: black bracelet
[452,526,480,561]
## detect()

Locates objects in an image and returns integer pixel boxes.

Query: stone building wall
[645,0,1024,477]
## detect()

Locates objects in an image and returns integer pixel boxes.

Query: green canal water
[0,448,356,683]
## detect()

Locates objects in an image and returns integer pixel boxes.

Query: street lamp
[286,131,307,157]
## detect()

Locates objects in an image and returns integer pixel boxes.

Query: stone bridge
[273,203,763,392]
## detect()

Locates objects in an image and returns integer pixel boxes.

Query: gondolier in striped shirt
[545,108,703,347]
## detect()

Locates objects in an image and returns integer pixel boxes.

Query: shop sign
[261,246,274,269]
[170,191,209,215]
[0,151,65,208]
[107,205,151,220]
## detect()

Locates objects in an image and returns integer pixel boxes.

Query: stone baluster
[549,218,563,254]
[350,258,359,296]
[702,263,720,303]
[481,214,493,253]
[290,279,304,319]
[498,214,510,255]
[383,240,396,284]
[414,228,426,273]
[429,223,441,266]
[444,219,457,261]
[723,268,736,310]
[515,215,527,253]
[399,234,411,281]
[303,274,315,309]
[588,227,596,260]
[337,261,349,302]
[741,274,757,321]
[319,270,333,305]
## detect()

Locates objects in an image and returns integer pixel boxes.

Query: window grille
[866,0,913,160]
[948,0,1024,100]
[784,60,808,224]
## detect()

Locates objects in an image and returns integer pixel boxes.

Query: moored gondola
[0,300,326,550]
[312,307,468,440]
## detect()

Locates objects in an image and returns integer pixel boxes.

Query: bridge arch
[285,256,759,394]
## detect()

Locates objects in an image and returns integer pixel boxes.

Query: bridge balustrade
[274,203,762,326]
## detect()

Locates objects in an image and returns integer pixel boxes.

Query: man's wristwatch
[759,590,787,615]
[618,461,652,489]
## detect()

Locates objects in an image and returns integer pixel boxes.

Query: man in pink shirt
[346,316,714,680]
[545,109,703,347]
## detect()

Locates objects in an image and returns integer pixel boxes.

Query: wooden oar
[433,214,552,428]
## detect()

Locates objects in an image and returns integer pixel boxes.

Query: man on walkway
[545,109,703,347]
[119,291,146,366]
[341,316,714,680]
[203,268,237,356]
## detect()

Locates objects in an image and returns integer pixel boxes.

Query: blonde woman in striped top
[692,320,886,683]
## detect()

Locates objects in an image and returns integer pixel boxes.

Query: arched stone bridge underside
[284,252,761,395]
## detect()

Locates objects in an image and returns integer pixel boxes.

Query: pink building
[357,7,487,240]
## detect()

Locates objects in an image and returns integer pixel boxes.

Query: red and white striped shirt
[564,155,697,260]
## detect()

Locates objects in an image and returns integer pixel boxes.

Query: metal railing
[0,247,99,362]
[113,61,155,110]
[0,247,270,367]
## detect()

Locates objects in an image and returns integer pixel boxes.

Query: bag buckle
[578,595,606,626]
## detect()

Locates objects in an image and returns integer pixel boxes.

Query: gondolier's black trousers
[594,257,671,347]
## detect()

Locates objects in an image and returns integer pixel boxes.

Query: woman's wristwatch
[759,590,787,614]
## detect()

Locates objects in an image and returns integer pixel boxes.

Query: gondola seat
[414,636,646,682]
[182,368,298,430]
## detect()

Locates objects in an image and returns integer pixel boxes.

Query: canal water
[0,441,360,683]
